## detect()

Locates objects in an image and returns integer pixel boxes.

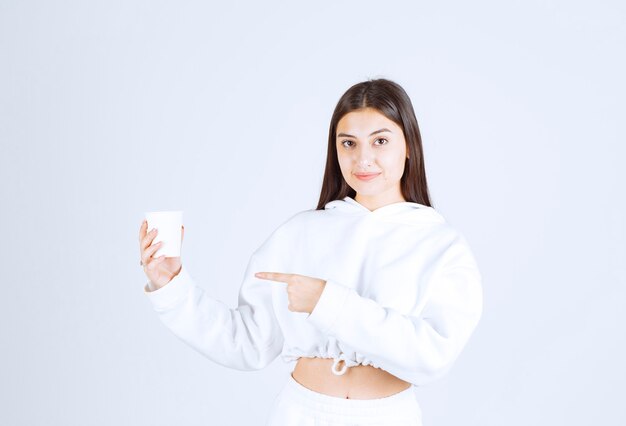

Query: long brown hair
[315,78,433,210]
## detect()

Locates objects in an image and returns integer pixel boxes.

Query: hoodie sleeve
[143,250,284,371]
[305,234,483,386]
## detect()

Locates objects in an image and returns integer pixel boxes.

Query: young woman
[138,78,483,425]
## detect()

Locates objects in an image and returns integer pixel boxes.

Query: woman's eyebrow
[337,128,393,138]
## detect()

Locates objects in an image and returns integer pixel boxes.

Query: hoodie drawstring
[331,356,348,375]
[331,352,361,375]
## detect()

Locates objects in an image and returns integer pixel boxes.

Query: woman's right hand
[139,219,185,290]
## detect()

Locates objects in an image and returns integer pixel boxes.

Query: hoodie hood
[324,196,446,226]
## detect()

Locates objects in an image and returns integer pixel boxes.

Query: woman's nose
[356,150,374,168]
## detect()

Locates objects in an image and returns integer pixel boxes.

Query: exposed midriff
[291,357,412,400]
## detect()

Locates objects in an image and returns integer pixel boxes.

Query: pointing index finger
[255,272,289,282]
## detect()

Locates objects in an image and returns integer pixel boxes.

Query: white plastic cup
[144,210,183,258]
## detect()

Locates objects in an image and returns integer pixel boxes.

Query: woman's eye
[340,138,386,148]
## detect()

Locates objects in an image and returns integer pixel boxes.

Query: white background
[1,0,624,425]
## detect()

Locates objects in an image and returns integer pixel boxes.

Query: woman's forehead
[337,109,398,135]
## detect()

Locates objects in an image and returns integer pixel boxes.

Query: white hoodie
[143,196,483,387]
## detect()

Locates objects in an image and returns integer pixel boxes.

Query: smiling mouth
[354,172,381,181]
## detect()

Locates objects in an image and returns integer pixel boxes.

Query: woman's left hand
[254,271,326,314]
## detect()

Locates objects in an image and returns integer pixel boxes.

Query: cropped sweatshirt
[143,196,483,387]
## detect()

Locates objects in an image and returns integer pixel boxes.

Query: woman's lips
[354,172,381,181]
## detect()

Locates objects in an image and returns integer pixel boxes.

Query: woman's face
[336,108,408,208]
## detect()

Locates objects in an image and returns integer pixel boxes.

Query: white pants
[265,373,423,426]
